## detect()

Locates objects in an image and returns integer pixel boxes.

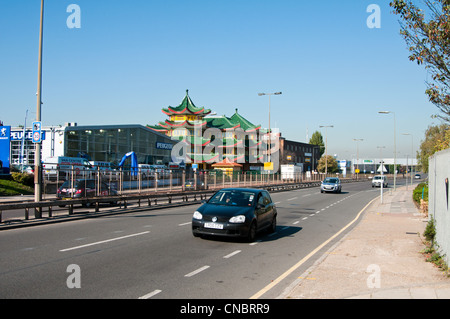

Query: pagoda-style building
[148,90,265,170]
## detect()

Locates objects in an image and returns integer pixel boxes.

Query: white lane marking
[59,231,150,252]
[138,289,162,299]
[293,221,300,225]
[287,197,298,201]
[185,265,210,277]
[223,250,242,259]
[275,202,281,204]
[302,217,308,220]
[178,222,192,226]
[249,240,262,246]
[302,194,311,197]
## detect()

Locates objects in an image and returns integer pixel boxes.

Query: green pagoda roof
[162,90,212,116]
[229,108,261,131]
[205,109,261,132]
[205,116,240,130]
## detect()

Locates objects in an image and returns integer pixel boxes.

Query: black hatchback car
[192,188,277,242]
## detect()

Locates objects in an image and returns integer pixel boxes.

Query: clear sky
[0,0,444,159]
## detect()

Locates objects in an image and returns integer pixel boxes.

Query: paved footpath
[281,185,450,299]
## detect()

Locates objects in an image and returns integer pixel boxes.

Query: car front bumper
[192,219,250,238]
[321,185,340,192]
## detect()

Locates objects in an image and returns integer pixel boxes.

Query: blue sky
[0,0,443,159]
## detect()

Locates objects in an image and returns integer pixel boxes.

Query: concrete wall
[429,148,450,266]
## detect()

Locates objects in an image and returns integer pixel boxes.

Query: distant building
[279,137,321,172]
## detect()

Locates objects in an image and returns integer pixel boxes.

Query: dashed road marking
[139,289,162,299]
[185,265,210,277]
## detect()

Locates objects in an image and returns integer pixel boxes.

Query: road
[0,179,412,299]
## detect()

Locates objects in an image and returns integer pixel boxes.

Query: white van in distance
[43,156,94,177]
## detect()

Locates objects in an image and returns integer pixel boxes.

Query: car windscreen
[324,178,338,183]
[208,190,256,207]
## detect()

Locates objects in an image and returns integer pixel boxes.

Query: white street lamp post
[378,111,396,191]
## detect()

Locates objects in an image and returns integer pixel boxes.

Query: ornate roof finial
[186,89,189,95]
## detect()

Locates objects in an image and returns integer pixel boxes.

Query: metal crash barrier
[1,166,361,226]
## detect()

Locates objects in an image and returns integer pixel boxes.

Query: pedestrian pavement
[281,185,450,299]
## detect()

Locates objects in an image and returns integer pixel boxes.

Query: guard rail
[0,178,360,226]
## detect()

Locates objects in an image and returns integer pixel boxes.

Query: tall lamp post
[319,125,333,175]
[402,133,414,185]
[34,0,44,213]
[353,138,363,177]
[377,146,386,203]
[258,92,282,163]
[378,111,396,191]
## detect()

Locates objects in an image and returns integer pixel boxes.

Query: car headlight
[193,211,203,220]
[229,215,246,223]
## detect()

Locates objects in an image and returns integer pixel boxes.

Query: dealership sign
[0,126,11,173]
[10,130,46,141]
[155,142,173,150]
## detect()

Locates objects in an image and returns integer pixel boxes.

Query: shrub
[11,172,34,188]
[413,182,428,204]
[424,218,436,244]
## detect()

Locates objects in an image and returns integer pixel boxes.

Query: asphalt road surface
[0,179,411,299]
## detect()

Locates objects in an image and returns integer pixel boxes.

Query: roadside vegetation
[0,172,34,196]
[412,182,449,276]
[422,217,449,276]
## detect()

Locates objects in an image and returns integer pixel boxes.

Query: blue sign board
[32,121,42,143]
[0,126,11,174]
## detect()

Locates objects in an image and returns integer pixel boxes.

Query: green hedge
[413,182,428,204]
[10,172,34,188]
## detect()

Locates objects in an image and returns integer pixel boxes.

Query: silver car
[320,177,342,193]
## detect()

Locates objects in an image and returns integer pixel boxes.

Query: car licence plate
[204,222,223,230]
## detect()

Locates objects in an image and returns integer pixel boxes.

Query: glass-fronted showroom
[10,124,175,166]
[64,124,175,164]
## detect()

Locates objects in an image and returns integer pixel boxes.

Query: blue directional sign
[32,121,42,143]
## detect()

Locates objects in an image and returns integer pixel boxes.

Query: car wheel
[268,215,277,234]
[247,221,257,242]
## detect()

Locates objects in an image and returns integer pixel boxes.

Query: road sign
[32,121,42,143]
[355,169,360,174]
[264,162,273,170]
